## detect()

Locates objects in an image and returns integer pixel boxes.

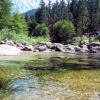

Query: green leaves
[53,20,75,43]
[34,23,49,37]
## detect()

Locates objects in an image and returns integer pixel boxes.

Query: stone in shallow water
[6,76,77,100]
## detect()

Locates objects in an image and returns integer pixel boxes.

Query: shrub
[34,24,49,37]
[52,20,75,43]
[0,28,16,40]
[71,35,89,45]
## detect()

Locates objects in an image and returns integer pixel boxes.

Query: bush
[0,28,50,43]
[52,20,75,43]
[0,28,16,40]
[71,35,89,45]
[34,24,49,37]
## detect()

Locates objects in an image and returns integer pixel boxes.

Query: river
[0,52,100,100]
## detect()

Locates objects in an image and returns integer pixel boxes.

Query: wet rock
[0,44,21,55]
[16,43,25,50]
[55,43,65,52]
[88,42,100,53]
[0,39,16,46]
[79,40,89,47]
[51,43,65,52]
[43,49,52,52]
[89,42,100,47]
[63,44,76,53]
[23,45,34,51]
[0,41,5,44]
[5,40,15,46]
[35,45,47,51]
[45,42,53,48]
[89,46,100,53]
[79,41,89,53]
[33,49,39,52]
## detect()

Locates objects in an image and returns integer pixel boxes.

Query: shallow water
[0,52,100,100]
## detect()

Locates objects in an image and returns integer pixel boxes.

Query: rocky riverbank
[0,39,100,55]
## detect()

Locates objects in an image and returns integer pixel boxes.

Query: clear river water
[0,52,100,100]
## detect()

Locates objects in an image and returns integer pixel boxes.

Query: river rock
[79,40,89,47]
[0,44,21,55]
[16,43,25,50]
[89,46,100,53]
[45,42,53,48]
[88,42,100,53]
[63,44,76,53]
[0,39,16,46]
[35,45,47,51]
[89,42,100,47]
[51,43,65,52]
[23,45,34,51]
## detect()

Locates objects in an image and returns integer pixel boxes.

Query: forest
[0,1,100,99]
[0,0,100,44]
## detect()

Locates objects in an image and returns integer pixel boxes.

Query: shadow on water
[25,53,100,71]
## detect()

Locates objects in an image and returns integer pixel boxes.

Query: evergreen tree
[59,0,67,20]
[77,0,89,34]
[48,0,52,26]
[88,0,100,32]
[70,0,78,32]
[35,0,48,24]
[11,14,28,34]
[0,0,11,29]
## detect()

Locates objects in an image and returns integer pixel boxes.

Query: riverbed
[0,52,100,100]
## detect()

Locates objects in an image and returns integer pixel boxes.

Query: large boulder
[0,44,21,56]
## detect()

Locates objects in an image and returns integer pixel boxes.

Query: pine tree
[11,14,28,34]
[77,0,89,34]
[70,0,78,32]
[59,0,67,20]
[0,0,11,29]
[88,0,100,32]
[35,0,48,24]
[48,0,52,26]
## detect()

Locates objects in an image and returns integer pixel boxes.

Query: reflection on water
[0,52,100,100]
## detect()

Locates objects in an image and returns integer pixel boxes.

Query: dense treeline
[26,0,100,43]
[0,0,100,44]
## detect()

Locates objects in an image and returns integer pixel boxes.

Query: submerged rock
[0,44,21,55]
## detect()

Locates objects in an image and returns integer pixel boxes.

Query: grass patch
[12,34,50,43]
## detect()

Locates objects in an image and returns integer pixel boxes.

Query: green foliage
[88,0,100,32]
[77,0,90,33]
[12,34,49,43]
[0,28,15,40]
[71,35,89,45]
[52,20,75,43]
[11,14,28,34]
[0,0,11,29]
[35,0,48,24]
[34,24,49,37]
[0,28,50,43]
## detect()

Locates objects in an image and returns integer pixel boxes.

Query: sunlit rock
[0,44,21,56]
